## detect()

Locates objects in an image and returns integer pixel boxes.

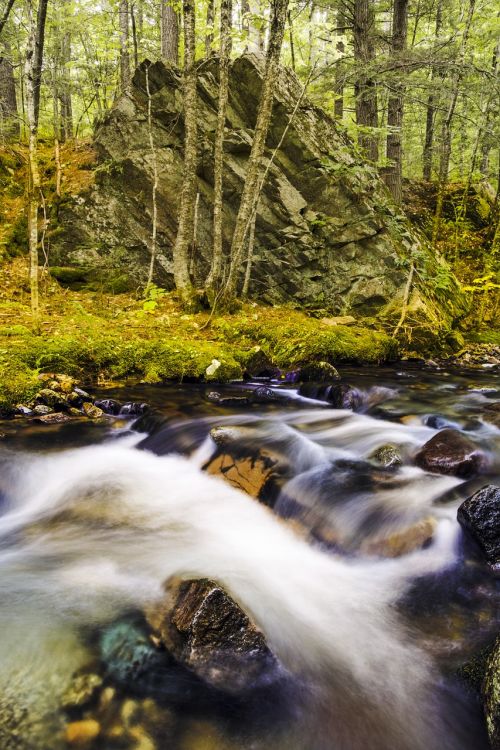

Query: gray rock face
[52,55,416,314]
[457,485,500,565]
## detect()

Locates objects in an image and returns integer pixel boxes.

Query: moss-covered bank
[0,259,398,410]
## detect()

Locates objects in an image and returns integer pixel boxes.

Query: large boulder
[148,579,279,695]
[415,429,487,478]
[53,56,423,316]
[457,485,500,566]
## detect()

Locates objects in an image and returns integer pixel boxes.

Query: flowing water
[0,365,499,750]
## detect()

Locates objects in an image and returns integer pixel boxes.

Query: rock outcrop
[52,55,420,315]
[457,485,500,566]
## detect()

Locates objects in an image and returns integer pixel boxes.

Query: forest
[1,3,500,750]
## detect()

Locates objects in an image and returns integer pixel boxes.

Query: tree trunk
[131,3,139,69]
[25,0,45,323]
[353,0,378,162]
[171,0,197,307]
[244,0,264,55]
[334,7,346,120]
[205,0,215,57]
[432,0,476,245]
[0,42,19,140]
[0,0,16,38]
[384,0,408,203]
[59,4,73,142]
[479,41,499,177]
[161,0,179,65]
[422,0,443,181]
[33,0,48,128]
[221,0,288,307]
[119,0,130,92]
[206,0,232,302]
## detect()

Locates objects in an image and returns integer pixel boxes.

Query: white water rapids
[0,395,497,749]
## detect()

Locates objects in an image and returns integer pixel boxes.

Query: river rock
[34,412,72,424]
[149,579,278,695]
[204,425,287,503]
[15,405,34,416]
[360,517,436,558]
[241,346,276,379]
[298,382,362,410]
[82,402,104,419]
[119,402,149,417]
[65,719,100,745]
[62,672,103,709]
[94,398,123,415]
[36,388,67,408]
[483,637,500,749]
[369,444,403,469]
[297,361,340,382]
[457,485,500,566]
[415,429,487,477]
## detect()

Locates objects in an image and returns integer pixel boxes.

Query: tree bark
[221,0,288,307]
[334,7,346,120]
[171,0,197,307]
[24,0,45,323]
[161,0,179,65]
[33,0,48,128]
[206,0,232,302]
[119,0,130,92]
[479,41,499,177]
[0,0,16,39]
[0,41,18,140]
[422,0,443,181]
[353,0,378,162]
[59,2,73,142]
[432,0,476,245]
[384,0,408,203]
[205,0,214,57]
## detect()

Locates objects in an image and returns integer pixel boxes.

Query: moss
[49,266,91,285]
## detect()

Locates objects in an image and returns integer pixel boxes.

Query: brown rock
[149,579,278,694]
[34,412,72,424]
[82,402,105,419]
[65,719,100,745]
[415,429,487,478]
[360,517,436,558]
[205,453,276,499]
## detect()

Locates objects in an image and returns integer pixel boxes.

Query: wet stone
[483,636,500,749]
[65,719,100,745]
[457,485,500,566]
[297,361,340,382]
[415,429,488,478]
[298,382,362,410]
[34,412,72,424]
[82,402,105,419]
[149,579,279,695]
[94,398,123,415]
[120,402,149,416]
[360,517,437,558]
[62,672,103,709]
[369,444,403,469]
[36,388,66,408]
[32,404,53,416]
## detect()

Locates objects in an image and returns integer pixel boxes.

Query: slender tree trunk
[432,0,476,245]
[422,0,443,181]
[171,0,197,307]
[25,0,45,324]
[353,0,378,162]
[33,0,48,128]
[287,11,295,71]
[334,7,346,120]
[131,3,139,69]
[161,0,179,65]
[384,0,408,203]
[479,41,499,177]
[59,4,73,142]
[145,64,158,289]
[221,0,288,307]
[0,0,16,38]
[206,0,232,302]
[244,0,263,55]
[119,0,130,92]
[205,0,215,57]
[0,41,19,140]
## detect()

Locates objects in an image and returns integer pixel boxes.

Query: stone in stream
[415,429,488,478]
[298,382,362,411]
[35,388,68,409]
[34,412,73,424]
[148,579,279,695]
[82,402,105,419]
[457,485,500,566]
[368,444,403,469]
[119,402,149,417]
[94,398,123,415]
[483,637,500,749]
[297,361,340,383]
[204,425,288,504]
[360,517,437,558]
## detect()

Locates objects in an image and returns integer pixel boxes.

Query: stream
[0,364,499,750]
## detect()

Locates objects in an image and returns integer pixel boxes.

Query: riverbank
[0,258,399,410]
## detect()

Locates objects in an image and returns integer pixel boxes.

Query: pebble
[65,719,100,745]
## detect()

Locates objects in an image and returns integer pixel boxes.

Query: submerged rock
[94,399,123,415]
[457,485,500,566]
[65,719,100,745]
[483,637,500,749]
[360,517,436,558]
[34,412,72,424]
[369,444,403,469]
[149,579,279,695]
[415,429,487,477]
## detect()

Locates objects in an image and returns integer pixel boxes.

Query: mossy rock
[49,266,91,285]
